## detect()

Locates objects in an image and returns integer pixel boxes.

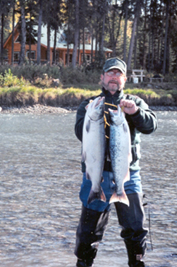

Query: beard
[102,80,124,92]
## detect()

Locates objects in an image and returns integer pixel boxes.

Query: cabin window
[65,54,72,64]
[86,54,91,62]
[26,51,35,60]
[14,52,20,63]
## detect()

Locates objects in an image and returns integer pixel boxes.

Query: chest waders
[75,193,147,267]
[75,99,150,266]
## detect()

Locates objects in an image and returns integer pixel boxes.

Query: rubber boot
[124,237,146,267]
[75,206,109,267]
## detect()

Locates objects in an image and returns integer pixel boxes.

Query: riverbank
[0,104,177,114]
[0,104,73,114]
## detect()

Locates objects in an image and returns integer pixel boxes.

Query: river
[0,111,176,267]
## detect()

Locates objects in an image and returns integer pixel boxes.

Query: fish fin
[87,187,106,204]
[128,152,132,164]
[100,187,106,202]
[86,172,91,180]
[82,151,86,162]
[86,120,90,132]
[109,191,129,206]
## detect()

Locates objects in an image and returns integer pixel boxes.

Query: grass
[0,69,177,107]
[0,84,177,107]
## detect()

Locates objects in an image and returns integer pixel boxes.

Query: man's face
[100,69,127,95]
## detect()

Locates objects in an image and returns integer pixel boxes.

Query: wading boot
[76,257,94,267]
[76,245,97,267]
[125,238,146,267]
[129,262,145,267]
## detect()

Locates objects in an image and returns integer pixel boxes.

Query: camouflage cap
[103,57,127,75]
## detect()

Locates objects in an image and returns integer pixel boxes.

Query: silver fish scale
[109,120,130,196]
[82,96,106,204]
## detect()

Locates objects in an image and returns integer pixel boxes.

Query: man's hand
[120,99,139,115]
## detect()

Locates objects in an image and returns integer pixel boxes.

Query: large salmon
[109,105,132,205]
[82,96,106,204]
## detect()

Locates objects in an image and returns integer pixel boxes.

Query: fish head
[87,96,105,121]
[109,105,125,126]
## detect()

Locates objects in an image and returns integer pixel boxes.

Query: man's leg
[75,205,110,267]
[115,193,148,267]
[75,171,113,266]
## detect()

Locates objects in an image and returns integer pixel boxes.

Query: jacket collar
[101,87,124,101]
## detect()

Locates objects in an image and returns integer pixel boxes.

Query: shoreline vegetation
[0,67,177,114]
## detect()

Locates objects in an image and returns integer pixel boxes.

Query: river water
[0,111,176,267]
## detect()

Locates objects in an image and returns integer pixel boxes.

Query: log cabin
[3,24,112,66]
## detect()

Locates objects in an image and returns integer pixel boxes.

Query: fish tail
[109,191,129,206]
[87,187,106,204]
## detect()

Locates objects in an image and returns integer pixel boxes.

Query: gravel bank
[0,104,177,114]
[0,104,73,114]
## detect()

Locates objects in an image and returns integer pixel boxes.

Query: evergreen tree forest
[0,0,177,75]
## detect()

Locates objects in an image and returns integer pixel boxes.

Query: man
[74,57,157,267]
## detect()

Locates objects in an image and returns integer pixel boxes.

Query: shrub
[0,64,62,83]
[0,69,27,87]
[60,66,101,85]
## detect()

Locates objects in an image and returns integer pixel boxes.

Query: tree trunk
[47,23,50,64]
[151,28,154,71]
[127,16,138,70]
[77,31,81,65]
[82,27,85,64]
[148,28,151,72]
[82,0,85,65]
[142,0,148,69]
[100,7,106,64]
[95,18,98,61]
[163,0,169,75]
[123,0,128,62]
[0,12,1,62]
[72,0,79,68]
[19,3,26,65]
[0,13,4,65]
[29,12,32,65]
[127,0,141,70]
[11,0,15,66]
[133,21,139,69]
[66,49,69,65]
[53,29,57,64]
[91,27,93,63]
[37,0,43,65]
[108,6,116,56]
[66,2,71,66]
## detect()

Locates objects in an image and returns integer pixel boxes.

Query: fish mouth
[91,96,105,112]
[96,97,105,115]
[88,96,105,121]
[94,96,105,107]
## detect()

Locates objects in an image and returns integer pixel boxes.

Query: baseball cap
[103,57,127,75]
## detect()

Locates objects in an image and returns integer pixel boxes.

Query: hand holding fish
[120,99,139,115]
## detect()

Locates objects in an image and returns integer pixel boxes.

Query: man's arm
[74,99,89,141]
[120,98,157,134]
